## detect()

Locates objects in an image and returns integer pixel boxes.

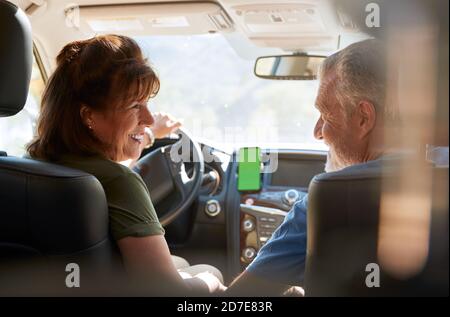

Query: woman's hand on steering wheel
[150,112,182,139]
[133,129,204,227]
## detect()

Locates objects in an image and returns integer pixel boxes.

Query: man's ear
[357,100,377,138]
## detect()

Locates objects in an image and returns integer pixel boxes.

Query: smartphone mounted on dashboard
[237,147,262,192]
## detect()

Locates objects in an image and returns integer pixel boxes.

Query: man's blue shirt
[246,194,308,286]
[245,155,397,286]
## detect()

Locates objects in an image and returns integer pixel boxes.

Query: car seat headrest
[0,0,33,117]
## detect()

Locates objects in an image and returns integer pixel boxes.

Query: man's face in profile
[313,73,360,172]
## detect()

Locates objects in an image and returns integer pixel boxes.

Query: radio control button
[242,219,255,232]
[242,247,256,261]
[205,200,221,217]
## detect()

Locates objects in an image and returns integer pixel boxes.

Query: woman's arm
[226,270,288,296]
[117,235,188,294]
[117,235,224,295]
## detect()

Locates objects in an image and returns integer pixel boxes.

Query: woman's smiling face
[88,99,154,162]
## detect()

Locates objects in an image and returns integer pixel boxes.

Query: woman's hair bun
[57,40,87,65]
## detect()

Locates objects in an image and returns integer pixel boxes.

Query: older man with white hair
[226,39,398,296]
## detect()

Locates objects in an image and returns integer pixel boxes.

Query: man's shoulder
[313,154,403,182]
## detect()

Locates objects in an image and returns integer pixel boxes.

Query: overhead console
[219,0,354,53]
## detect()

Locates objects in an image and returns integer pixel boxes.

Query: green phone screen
[237,147,261,191]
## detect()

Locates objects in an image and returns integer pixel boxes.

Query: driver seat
[0,1,121,295]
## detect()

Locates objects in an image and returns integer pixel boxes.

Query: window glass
[0,54,44,156]
[136,35,326,150]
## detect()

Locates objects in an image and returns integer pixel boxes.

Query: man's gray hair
[320,39,397,121]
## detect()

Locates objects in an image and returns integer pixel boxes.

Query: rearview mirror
[254,54,326,80]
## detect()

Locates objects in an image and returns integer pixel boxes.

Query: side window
[0,51,45,157]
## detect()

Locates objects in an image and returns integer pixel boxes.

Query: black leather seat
[0,1,121,295]
[304,158,449,296]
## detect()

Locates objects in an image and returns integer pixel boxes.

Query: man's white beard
[324,149,349,173]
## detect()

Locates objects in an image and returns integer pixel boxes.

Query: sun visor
[76,1,234,36]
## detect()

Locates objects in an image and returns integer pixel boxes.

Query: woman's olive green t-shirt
[57,155,165,241]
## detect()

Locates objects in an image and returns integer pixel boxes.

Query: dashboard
[236,151,326,270]
[188,144,327,279]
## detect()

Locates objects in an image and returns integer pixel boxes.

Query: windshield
[136,34,326,151]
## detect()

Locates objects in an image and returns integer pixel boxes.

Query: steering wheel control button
[205,199,221,217]
[242,219,255,232]
[283,189,299,205]
[242,247,256,261]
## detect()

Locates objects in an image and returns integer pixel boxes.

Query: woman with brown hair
[27,35,224,295]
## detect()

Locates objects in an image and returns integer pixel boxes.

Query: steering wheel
[132,129,204,226]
